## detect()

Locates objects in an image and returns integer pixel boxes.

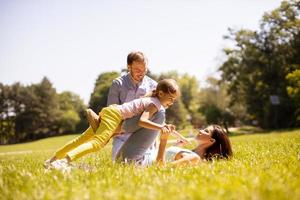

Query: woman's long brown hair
[205,125,233,160]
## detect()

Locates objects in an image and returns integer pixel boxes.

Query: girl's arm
[138,104,168,132]
[171,130,191,145]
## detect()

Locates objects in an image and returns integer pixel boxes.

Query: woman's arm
[156,134,200,167]
[156,132,170,165]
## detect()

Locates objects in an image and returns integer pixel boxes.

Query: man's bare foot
[86,109,100,133]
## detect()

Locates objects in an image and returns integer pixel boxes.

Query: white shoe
[50,159,72,173]
[43,159,51,169]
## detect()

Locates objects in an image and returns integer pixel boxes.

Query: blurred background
[0,0,299,144]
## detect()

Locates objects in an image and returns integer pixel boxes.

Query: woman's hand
[160,125,170,134]
[177,135,190,145]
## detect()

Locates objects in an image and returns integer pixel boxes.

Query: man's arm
[107,80,121,106]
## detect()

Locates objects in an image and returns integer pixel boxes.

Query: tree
[199,77,239,131]
[15,77,61,140]
[219,0,300,128]
[56,91,86,134]
[0,78,88,144]
[178,73,204,127]
[89,72,120,112]
[286,69,300,125]
[0,83,19,144]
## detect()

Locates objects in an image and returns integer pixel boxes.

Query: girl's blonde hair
[145,79,180,97]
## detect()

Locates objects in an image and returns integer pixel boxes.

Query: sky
[0,0,283,103]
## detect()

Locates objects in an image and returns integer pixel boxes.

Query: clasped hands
[160,124,176,135]
[160,124,190,145]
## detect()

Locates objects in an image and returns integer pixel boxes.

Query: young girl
[44,79,185,171]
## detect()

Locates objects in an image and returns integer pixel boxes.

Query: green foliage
[0,83,17,144]
[57,110,80,134]
[57,91,87,133]
[286,69,300,124]
[178,74,200,112]
[201,104,222,124]
[0,129,299,200]
[165,100,189,129]
[198,77,243,131]
[14,77,61,140]
[0,78,87,144]
[89,71,120,112]
[219,0,300,128]
[178,74,205,128]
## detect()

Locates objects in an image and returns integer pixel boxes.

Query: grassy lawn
[0,129,299,200]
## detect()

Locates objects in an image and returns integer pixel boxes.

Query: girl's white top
[165,146,199,162]
[116,97,164,120]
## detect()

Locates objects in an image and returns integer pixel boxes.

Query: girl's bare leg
[86,109,101,133]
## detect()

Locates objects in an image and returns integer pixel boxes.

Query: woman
[156,125,233,166]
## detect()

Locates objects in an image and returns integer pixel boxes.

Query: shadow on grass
[228,125,300,137]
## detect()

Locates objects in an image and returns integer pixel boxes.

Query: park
[0,1,299,200]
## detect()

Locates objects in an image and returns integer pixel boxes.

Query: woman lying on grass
[155,125,233,166]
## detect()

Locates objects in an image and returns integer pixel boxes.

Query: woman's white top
[165,146,199,162]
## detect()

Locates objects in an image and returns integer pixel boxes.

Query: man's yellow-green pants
[54,105,122,161]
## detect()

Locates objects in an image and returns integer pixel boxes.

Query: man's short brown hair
[127,51,148,66]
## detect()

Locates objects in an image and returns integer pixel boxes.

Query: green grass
[0,134,80,153]
[0,129,300,200]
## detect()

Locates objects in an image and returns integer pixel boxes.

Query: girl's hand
[172,130,191,145]
[166,124,176,132]
[174,140,186,147]
[177,136,190,145]
[160,124,171,134]
[160,125,171,140]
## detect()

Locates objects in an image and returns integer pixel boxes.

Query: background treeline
[220,0,299,129]
[0,0,299,144]
[89,71,245,133]
[0,77,88,144]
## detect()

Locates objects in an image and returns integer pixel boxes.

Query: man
[107,51,159,161]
